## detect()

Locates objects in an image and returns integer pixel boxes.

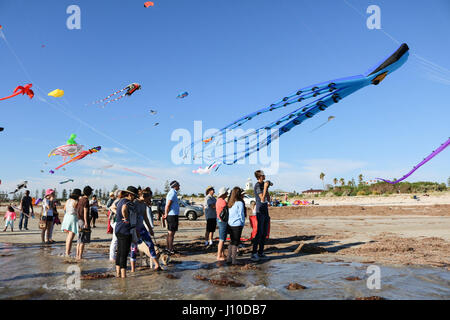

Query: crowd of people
[3,170,273,278]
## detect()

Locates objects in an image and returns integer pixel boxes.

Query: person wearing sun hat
[204,186,216,247]
[215,186,229,261]
[164,180,180,255]
[114,186,139,278]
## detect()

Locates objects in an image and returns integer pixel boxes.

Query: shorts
[166,215,179,232]
[217,219,228,241]
[77,220,91,244]
[206,218,217,233]
[90,209,98,219]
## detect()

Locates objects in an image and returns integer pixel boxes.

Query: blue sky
[0,0,449,195]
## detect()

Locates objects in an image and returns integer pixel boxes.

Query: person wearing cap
[164,180,180,254]
[106,192,116,234]
[251,170,272,262]
[114,186,139,278]
[215,187,229,261]
[61,189,81,256]
[40,189,55,244]
[76,186,93,260]
[204,186,217,247]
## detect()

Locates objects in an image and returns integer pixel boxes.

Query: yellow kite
[48,89,65,98]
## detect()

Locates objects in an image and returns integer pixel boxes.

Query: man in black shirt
[251,170,271,262]
[19,190,34,230]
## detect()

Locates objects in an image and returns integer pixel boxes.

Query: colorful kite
[49,144,84,161]
[48,89,64,98]
[91,83,141,108]
[192,163,219,175]
[376,137,450,184]
[144,1,154,7]
[0,84,34,101]
[177,91,189,99]
[66,133,78,145]
[50,146,101,173]
[186,43,410,166]
[310,116,335,133]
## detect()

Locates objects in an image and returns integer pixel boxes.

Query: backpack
[219,205,229,222]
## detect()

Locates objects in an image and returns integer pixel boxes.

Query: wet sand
[0,201,449,270]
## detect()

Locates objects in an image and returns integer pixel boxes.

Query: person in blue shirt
[164,180,180,255]
[226,187,246,265]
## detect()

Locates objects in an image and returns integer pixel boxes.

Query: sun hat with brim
[124,186,139,197]
[45,189,55,196]
[217,187,229,197]
[170,180,180,188]
[205,186,214,195]
[109,192,115,196]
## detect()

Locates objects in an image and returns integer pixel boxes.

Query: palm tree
[340,178,345,186]
[333,178,338,187]
[358,174,364,186]
[319,172,325,189]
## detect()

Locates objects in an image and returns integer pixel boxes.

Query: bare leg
[115,265,120,277]
[217,240,226,260]
[65,232,75,256]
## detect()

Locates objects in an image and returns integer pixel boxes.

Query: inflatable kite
[48,89,64,98]
[177,91,189,99]
[376,137,450,184]
[9,181,28,194]
[67,134,78,145]
[91,83,141,108]
[49,144,84,160]
[59,179,74,184]
[310,116,335,133]
[192,163,219,175]
[50,146,101,173]
[0,84,34,101]
[144,1,154,7]
[186,43,410,166]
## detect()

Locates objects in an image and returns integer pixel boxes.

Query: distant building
[301,188,324,195]
[245,178,253,191]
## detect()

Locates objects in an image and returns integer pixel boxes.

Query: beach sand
[1,193,449,270]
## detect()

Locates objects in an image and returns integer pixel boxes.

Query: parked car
[151,198,204,221]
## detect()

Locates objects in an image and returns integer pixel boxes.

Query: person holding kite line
[18,190,33,231]
[251,170,271,262]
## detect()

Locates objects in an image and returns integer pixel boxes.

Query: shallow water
[0,242,449,300]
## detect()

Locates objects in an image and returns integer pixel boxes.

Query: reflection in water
[0,243,449,299]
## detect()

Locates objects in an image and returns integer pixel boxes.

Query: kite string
[0,29,156,165]
[341,0,450,85]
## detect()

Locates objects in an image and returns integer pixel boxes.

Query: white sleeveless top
[65,199,77,216]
